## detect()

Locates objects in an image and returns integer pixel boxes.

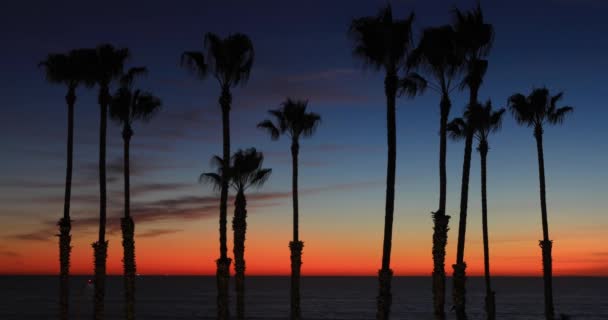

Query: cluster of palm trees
[349,4,573,320]
[41,3,574,320]
[40,46,161,320]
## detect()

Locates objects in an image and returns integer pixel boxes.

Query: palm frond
[109,87,132,124]
[132,92,162,123]
[398,72,427,97]
[301,112,322,138]
[447,117,467,140]
[548,106,573,125]
[199,172,222,191]
[257,120,280,140]
[120,67,148,88]
[181,51,207,79]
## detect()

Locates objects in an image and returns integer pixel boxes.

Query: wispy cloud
[138,228,184,238]
[7,180,379,242]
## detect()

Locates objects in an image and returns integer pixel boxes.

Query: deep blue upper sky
[1,0,607,274]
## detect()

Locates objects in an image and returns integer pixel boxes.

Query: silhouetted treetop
[257,98,321,141]
[39,49,97,88]
[181,33,254,88]
[508,88,573,128]
[408,25,464,91]
[200,149,271,192]
[349,5,415,71]
[110,67,162,127]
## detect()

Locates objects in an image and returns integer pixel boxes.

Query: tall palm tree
[258,99,321,320]
[39,48,95,320]
[450,5,494,318]
[474,101,505,320]
[201,148,272,320]
[508,88,573,320]
[110,67,162,320]
[409,24,464,319]
[181,32,254,320]
[90,44,130,320]
[447,105,480,320]
[349,6,424,319]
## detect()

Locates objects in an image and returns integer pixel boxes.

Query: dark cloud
[10,229,54,242]
[138,228,183,238]
[130,182,194,197]
[8,181,378,242]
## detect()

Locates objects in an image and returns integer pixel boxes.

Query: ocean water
[0,276,606,319]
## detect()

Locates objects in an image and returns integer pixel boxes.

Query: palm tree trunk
[453,131,473,320]
[121,125,136,320]
[59,86,75,320]
[217,86,232,320]
[376,71,397,320]
[479,141,496,320]
[432,92,452,320]
[93,85,110,320]
[290,139,303,320]
[233,189,247,320]
[535,126,554,320]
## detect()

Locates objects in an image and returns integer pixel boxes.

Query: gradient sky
[1,0,607,276]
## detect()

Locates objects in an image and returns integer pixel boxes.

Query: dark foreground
[0,276,606,319]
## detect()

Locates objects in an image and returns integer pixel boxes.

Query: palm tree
[201,148,272,320]
[110,67,162,320]
[409,24,464,319]
[474,101,505,320]
[450,5,494,318]
[508,88,573,320]
[90,44,130,320]
[181,32,254,320]
[39,48,95,320]
[349,6,424,319]
[258,99,321,320]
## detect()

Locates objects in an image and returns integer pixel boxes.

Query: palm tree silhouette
[181,32,254,320]
[474,101,505,320]
[201,148,272,320]
[508,88,573,320]
[450,5,494,318]
[349,6,424,319]
[90,44,130,320]
[110,67,162,320]
[39,48,95,320]
[447,105,480,320]
[258,99,321,320]
[409,24,464,319]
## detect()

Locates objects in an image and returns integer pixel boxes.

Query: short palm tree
[90,44,130,320]
[474,101,505,320]
[39,48,95,320]
[181,32,254,320]
[450,5,494,318]
[201,148,271,320]
[409,24,464,319]
[258,99,321,320]
[349,6,424,319]
[110,67,162,320]
[508,88,573,320]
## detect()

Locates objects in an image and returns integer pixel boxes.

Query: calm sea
[0,276,606,319]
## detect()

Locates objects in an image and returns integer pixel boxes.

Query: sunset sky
[1,0,607,276]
